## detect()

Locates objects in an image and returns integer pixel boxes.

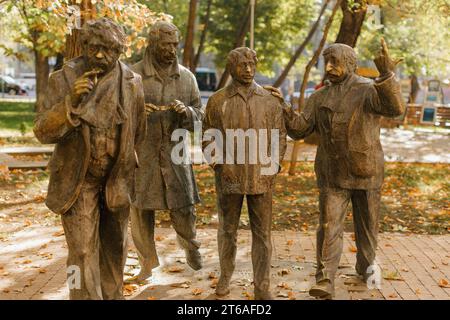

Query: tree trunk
[408,74,420,104]
[34,49,49,112]
[288,0,341,176]
[193,0,212,70]
[217,1,252,89]
[183,0,198,71]
[65,0,95,60]
[273,0,330,88]
[335,0,367,47]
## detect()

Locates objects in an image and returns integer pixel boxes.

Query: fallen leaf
[147,296,157,300]
[383,270,403,281]
[288,291,296,300]
[277,269,290,276]
[438,279,450,288]
[167,266,184,273]
[348,245,357,253]
[38,268,47,274]
[155,235,165,241]
[388,293,398,298]
[277,282,292,290]
[52,231,64,237]
[191,288,203,296]
[210,278,218,288]
[208,272,217,279]
[123,284,138,296]
[286,240,294,246]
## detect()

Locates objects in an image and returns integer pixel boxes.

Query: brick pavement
[0,225,448,300]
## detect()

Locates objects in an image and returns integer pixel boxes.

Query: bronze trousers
[315,187,381,283]
[216,189,273,295]
[61,176,129,300]
[130,205,200,271]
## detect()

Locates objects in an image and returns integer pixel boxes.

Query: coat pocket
[348,148,375,178]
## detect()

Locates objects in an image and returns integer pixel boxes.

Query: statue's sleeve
[180,72,204,131]
[201,95,219,168]
[365,72,405,117]
[134,76,147,153]
[274,101,287,170]
[282,95,316,140]
[33,71,80,144]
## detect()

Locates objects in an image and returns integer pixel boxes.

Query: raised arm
[367,38,405,117]
[33,71,80,144]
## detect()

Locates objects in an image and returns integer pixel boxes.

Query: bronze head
[147,20,180,67]
[80,18,126,76]
[323,43,357,84]
[227,47,258,86]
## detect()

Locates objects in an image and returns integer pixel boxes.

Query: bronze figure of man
[129,20,204,282]
[34,18,146,300]
[203,47,287,300]
[280,39,405,299]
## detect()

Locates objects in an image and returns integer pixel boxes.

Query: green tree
[205,0,317,77]
[0,0,161,107]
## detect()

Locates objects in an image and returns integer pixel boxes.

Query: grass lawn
[0,101,35,133]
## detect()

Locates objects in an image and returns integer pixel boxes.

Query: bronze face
[153,33,179,67]
[233,57,256,86]
[324,52,347,84]
[83,37,121,75]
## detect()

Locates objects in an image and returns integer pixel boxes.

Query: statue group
[34,18,405,300]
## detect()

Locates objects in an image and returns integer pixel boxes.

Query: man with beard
[128,20,203,283]
[277,39,405,299]
[203,47,287,300]
[34,18,146,300]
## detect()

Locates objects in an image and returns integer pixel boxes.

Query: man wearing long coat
[281,40,405,299]
[129,21,203,282]
[34,18,146,300]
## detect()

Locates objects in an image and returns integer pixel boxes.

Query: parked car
[16,73,36,91]
[0,75,27,95]
[195,67,217,106]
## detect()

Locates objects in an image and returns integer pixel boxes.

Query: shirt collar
[226,80,265,99]
[143,47,180,78]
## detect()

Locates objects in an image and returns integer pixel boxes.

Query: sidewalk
[1,225,449,300]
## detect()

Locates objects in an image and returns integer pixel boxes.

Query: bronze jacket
[284,73,405,190]
[131,52,202,210]
[34,57,146,214]
[203,81,287,195]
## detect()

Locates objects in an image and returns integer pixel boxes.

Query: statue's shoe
[215,277,231,297]
[124,268,152,284]
[308,280,334,300]
[185,248,203,271]
[254,290,273,300]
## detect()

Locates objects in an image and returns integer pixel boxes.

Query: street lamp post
[250,0,255,50]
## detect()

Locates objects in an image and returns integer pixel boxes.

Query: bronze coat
[34,57,146,214]
[131,53,202,210]
[203,81,287,195]
[284,73,405,189]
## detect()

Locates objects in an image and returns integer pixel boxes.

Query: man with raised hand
[277,39,405,299]
[34,18,146,300]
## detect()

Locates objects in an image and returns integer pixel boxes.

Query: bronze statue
[203,47,287,300]
[278,39,405,299]
[33,18,146,300]
[129,20,204,282]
